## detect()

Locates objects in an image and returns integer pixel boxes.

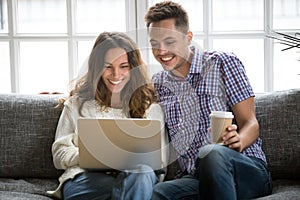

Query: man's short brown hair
[144,1,189,33]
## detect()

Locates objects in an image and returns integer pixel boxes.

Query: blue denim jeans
[63,164,157,200]
[152,144,272,200]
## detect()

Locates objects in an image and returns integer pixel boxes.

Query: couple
[49,1,272,200]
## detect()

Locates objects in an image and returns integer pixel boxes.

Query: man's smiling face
[149,18,192,77]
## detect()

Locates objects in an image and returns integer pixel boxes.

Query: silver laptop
[78,118,169,171]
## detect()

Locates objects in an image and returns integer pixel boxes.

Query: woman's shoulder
[145,103,164,117]
[63,96,96,108]
[63,96,79,107]
[149,103,162,110]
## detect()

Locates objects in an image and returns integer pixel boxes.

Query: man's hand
[222,124,243,152]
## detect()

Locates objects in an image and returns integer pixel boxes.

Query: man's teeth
[161,56,173,61]
[109,79,123,85]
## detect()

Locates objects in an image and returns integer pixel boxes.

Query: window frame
[139,0,299,92]
[2,0,136,93]
[1,0,299,93]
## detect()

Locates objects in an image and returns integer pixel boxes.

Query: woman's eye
[105,65,112,69]
[121,65,129,69]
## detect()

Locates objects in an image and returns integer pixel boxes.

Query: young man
[145,1,272,199]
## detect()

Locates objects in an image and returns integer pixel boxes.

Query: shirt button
[186,146,189,150]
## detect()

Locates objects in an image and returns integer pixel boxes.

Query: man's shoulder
[201,50,238,61]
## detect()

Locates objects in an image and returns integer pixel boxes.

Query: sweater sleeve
[146,103,165,132]
[146,103,169,170]
[52,98,79,170]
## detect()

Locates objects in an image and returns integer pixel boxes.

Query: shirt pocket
[196,82,228,112]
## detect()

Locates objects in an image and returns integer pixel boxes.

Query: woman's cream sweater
[47,97,165,199]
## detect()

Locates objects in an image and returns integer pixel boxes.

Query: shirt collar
[189,46,202,74]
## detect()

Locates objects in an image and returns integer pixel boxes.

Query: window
[145,0,300,93]
[0,0,299,94]
[0,0,127,94]
[0,42,10,93]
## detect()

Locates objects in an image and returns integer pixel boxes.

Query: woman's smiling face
[102,47,131,93]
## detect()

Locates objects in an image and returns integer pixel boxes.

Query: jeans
[152,144,272,200]
[63,164,157,200]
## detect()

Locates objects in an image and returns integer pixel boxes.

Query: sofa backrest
[0,94,64,179]
[255,89,300,180]
[1,89,299,181]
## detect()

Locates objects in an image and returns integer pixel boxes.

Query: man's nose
[157,44,168,54]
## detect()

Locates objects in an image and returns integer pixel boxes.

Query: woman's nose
[111,68,120,77]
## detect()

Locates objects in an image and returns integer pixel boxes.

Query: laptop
[78,118,169,171]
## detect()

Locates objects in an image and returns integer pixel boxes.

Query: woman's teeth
[109,79,123,85]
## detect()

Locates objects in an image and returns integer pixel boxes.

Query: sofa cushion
[0,178,58,199]
[254,179,300,200]
[0,94,63,179]
[0,192,53,200]
[255,89,300,180]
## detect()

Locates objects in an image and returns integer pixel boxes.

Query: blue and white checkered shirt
[152,47,267,177]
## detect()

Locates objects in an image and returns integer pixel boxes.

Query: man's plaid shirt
[152,47,267,177]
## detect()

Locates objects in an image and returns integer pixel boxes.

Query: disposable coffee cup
[209,111,234,144]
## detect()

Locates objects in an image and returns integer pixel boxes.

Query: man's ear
[187,31,193,45]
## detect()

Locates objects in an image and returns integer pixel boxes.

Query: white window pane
[76,0,126,34]
[193,39,204,49]
[212,0,264,31]
[0,42,11,92]
[148,53,162,77]
[0,0,8,33]
[77,40,95,76]
[17,0,67,33]
[273,0,300,30]
[213,39,264,93]
[274,44,300,91]
[19,42,69,94]
[147,0,203,32]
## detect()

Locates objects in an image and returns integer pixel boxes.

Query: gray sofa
[0,89,300,200]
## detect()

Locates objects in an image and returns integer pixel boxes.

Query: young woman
[47,32,165,200]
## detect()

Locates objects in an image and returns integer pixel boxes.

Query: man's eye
[150,43,159,48]
[165,41,175,45]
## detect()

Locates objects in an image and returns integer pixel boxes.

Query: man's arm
[222,97,259,152]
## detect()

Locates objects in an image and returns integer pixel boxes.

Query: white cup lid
[210,111,234,118]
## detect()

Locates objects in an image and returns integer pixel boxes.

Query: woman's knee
[63,172,115,200]
[126,164,154,173]
[123,164,157,186]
